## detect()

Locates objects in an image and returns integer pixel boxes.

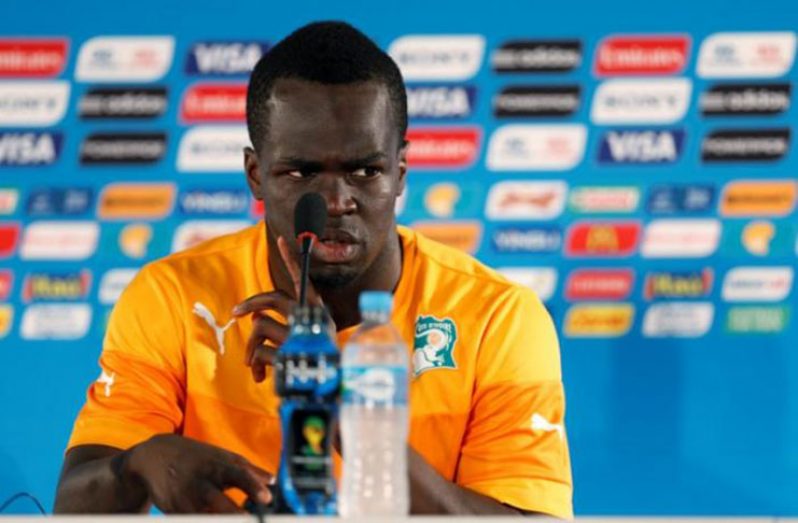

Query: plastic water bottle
[340,291,410,516]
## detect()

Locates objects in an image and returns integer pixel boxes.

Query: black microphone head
[294,192,327,239]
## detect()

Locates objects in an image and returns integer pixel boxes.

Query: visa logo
[598,129,685,164]
[0,132,62,166]
[407,85,476,118]
[23,270,92,302]
[186,41,269,75]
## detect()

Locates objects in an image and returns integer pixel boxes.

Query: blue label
[185,41,270,75]
[26,188,93,216]
[647,184,715,214]
[407,85,477,119]
[0,132,63,166]
[491,225,562,254]
[598,129,685,164]
[342,365,408,406]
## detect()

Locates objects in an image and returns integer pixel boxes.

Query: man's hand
[233,236,333,383]
[125,435,273,513]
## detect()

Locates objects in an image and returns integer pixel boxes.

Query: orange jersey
[68,222,572,518]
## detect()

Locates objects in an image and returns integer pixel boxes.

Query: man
[54,21,572,517]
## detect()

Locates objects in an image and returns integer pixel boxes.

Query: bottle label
[342,365,408,406]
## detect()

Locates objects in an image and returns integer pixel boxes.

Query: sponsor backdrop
[1,0,797,515]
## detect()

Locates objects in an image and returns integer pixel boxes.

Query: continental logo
[565,221,641,257]
[719,180,797,217]
[700,83,790,116]
[22,270,91,302]
[0,304,12,339]
[79,87,168,119]
[0,38,68,77]
[98,183,176,220]
[594,35,690,76]
[644,269,713,300]
[411,221,482,254]
[564,303,634,337]
[493,85,580,117]
[701,129,790,162]
[726,306,790,334]
[492,40,582,73]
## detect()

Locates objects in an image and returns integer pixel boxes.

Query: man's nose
[317,173,356,217]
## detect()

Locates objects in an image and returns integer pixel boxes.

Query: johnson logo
[406,127,480,169]
[642,302,714,337]
[598,129,685,164]
[720,180,797,217]
[21,304,92,340]
[564,303,635,337]
[407,85,476,119]
[389,35,485,81]
[641,219,721,258]
[491,226,561,254]
[722,266,793,302]
[20,221,99,260]
[697,32,796,78]
[565,269,634,301]
[644,269,713,300]
[171,220,250,253]
[492,40,582,73]
[486,124,586,171]
[0,132,63,166]
[594,35,690,76]
[185,41,269,76]
[0,222,20,258]
[497,267,558,302]
[0,81,70,126]
[0,38,68,77]
[22,270,92,302]
[485,181,567,220]
[565,221,641,257]
[177,125,250,172]
[591,78,692,124]
[76,36,175,82]
[180,83,247,123]
[568,186,640,214]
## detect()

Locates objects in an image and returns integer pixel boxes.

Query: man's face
[245,78,407,289]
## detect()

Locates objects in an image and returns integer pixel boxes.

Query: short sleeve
[67,264,187,451]
[456,287,573,519]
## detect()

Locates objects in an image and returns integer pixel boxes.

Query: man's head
[244,21,408,290]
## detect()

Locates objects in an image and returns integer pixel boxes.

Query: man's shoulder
[141,222,262,285]
[400,225,534,302]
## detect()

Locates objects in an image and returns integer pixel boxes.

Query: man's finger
[197,482,242,514]
[245,315,288,365]
[277,235,323,306]
[232,290,294,318]
[217,463,273,505]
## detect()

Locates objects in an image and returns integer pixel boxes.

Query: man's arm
[409,448,527,515]
[54,436,273,514]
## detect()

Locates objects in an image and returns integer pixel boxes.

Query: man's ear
[397,139,408,196]
[244,146,263,200]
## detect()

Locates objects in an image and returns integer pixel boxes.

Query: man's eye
[351,166,383,178]
[285,169,312,179]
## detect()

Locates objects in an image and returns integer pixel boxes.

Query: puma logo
[531,413,564,441]
[192,301,236,355]
[97,370,115,398]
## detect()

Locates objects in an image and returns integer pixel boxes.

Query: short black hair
[246,21,408,150]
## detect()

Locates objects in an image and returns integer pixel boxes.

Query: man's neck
[267,230,403,331]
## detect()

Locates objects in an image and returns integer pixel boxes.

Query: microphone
[293,192,327,306]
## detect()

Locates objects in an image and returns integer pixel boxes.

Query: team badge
[412,315,458,376]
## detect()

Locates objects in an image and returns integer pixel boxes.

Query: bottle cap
[359,291,393,315]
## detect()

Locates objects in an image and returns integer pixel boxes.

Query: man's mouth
[312,230,360,263]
